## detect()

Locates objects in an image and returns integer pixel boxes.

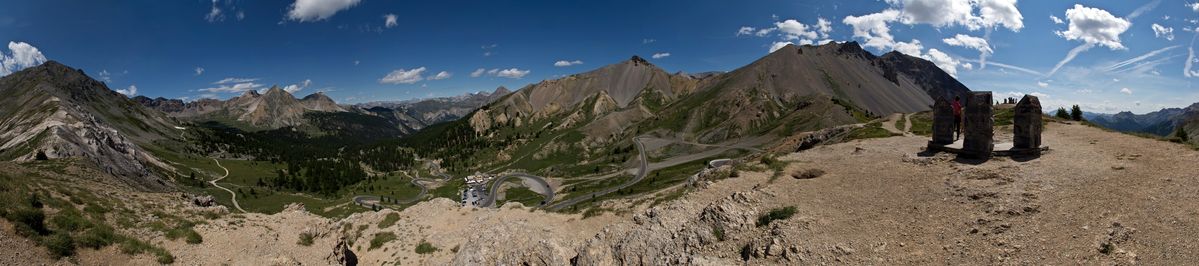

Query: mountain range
[1086,104,1199,143]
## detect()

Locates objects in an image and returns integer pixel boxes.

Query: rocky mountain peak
[492,86,511,95]
[628,55,652,66]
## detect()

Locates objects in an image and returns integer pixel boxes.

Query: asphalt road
[353,172,432,209]
[479,173,554,208]
[545,136,648,211]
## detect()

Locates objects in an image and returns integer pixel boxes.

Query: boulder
[192,195,216,207]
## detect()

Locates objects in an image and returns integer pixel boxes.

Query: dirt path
[209,158,247,213]
[902,113,912,133]
[880,113,906,135]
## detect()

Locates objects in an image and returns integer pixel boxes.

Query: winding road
[352,172,432,209]
[545,136,649,211]
[209,159,247,213]
[479,173,554,208]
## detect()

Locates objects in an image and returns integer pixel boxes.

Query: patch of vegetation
[43,232,76,258]
[415,240,439,254]
[711,225,726,241]
[369,232,397,251]
[993,107,1015,126]
[498,186,545,207]
[378,213,400,228]
[297,232,315,246]
[845,122,895,140]
[790,169,825,179]
[908,111,933,136]
[163,220,203,244]
[756,206,798,227]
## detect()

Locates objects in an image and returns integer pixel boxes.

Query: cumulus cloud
[201,82,263,93]
[1050,15,1064,24]
[1048,5,1130,77]
[495,68,530,79]
[651,52,670,59]
[115,85,138,96]
[554,60,584,67]
[776,19,819,40]
[379,67,426,84]
[769,41,793,53]
[286,0,361,22]
[1120,87,1132,95]
[384,14,398,28]
[922,48,961,77]
[1037,81,1048,88]
[816,18,833,37]
[194,67,205,76]
[470,68,486,78]
[892,0,1023,31]
[1152,23,1174,41]
[282,79,312,93]
[0,41,48,76]
[1055,4,1131,50]
[429,71,452,80]
[892,39,924,56]
[843,9,902,50]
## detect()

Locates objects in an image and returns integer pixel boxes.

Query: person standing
[952,96,963,140]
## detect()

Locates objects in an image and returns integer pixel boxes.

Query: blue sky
[1,0,1197,113]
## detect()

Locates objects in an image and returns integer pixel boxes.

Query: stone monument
[962,92,993,158]
[1013,95,1042,152]
[930,97,955,146]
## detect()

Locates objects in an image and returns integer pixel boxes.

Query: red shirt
[952,101,962,116]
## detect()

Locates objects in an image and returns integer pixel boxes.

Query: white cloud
[286,0,361,22]
[1050,15,1063,24]
[769,41,793,53]
[943,34,993,68]
[755,28,776,37]
[97,70,112,83]
[429,71,452,80]
[194,67,204,76]
[115,85,138,96]
[0,41,48,76]
[893,39,924,56]
[1055,4,1131,50]
[962,62,973,70]
[736,26,755,36]
[1190,3,1199,12]
[1103,45,1180,72]
[379,67,426,84]
[651,52,670,59]
[775,19,819,40]
[922,48,961,77]
[1037,81,1048,88]
[201,82,263,93]
[470,68,486,78]
[890,0,1023,31]
[843,9,902,50]
[816,17,833,37]
[1152,23,1174,41]
[282,79,312,93]
[495,68,530,79]
[554,60,584,67]
[205,0,223,22]
[213,77,259,84]
[1075,89,1094,94]
[976,0,1024,31]
[1119,87,1132,95]
[383,14,398,28]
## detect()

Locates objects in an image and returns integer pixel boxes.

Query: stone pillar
[930,97,955,145]
[1013,95,1042,150]
[962,92,994,158]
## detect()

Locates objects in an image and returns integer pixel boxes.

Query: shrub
[42,232,75,258]
[8,208,49,237]
[415,241,438,254]
[369,232,396,251]
[756,206,798,227]
[711,225,725,241]
[50,210,91,232]
[378,212,400,229]
[790,169,825,179]
[77,225,119,249]
[1175,127,1190,142]
[297,232,315,246]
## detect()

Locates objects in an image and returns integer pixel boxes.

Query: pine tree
[1176,126,1190,142]
[1055,107,1070,120]
[1070,105,1083,121]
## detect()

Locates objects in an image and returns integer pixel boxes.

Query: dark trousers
[953,114,962,139]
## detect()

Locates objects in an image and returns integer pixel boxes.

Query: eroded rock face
[1014,95,1042,150]
[962,92,994,158]
[327,237,358,266]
